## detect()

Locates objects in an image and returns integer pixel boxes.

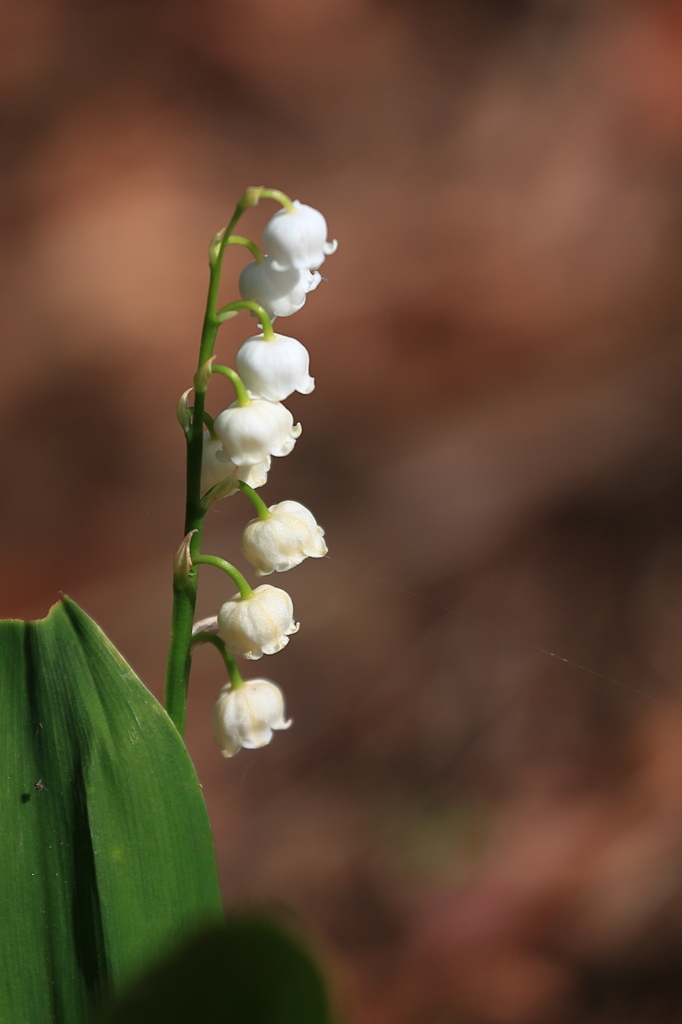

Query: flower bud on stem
[194,356,215,394]
[173,530,198,586]
[176,388,193,435]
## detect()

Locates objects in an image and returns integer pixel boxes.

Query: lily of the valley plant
[167,187,334,758]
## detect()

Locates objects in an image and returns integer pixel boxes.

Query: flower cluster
[238,201,336,320]
[200,202,337,498]
[203,195,336,758]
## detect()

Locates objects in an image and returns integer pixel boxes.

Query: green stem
[192,632,244,689]
[226,235,264,263]
[259,188,295,213]
[193,555,253,600]
[217,299,275,340]
[203,411,218,440]
[238,480,271,520]
[212,364,251,407]
[164,194,249,736]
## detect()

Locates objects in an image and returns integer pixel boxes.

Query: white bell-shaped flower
[262,200,338,271]
[235,333,314,403]
[239,256,321,319]
[218,584,299,660]
[242,500,328,575]
[213,399,301,467]
[201,435,270,495]
[212,679,292,757]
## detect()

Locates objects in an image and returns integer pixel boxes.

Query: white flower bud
[218,584,299,660]
[242,500,328,576]
[213,399,301,467]
[212,679,292,757]
[262,200,338,271]
[239,256,321,319]
[235,333,314,403]
[201,435,270,496]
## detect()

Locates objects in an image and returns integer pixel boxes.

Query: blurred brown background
[5,0,682,1020]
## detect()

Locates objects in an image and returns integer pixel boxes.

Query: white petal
[241,500,328,575]
[236,333,314,402]
[201,436,238,495]
[262,200,337,271]
[214,399,299,466]
[239,257,311,320]
[303,270,322,293]
[211,679,292,757]
[218,584,298,659]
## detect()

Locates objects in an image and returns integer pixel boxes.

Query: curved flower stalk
[164,185,336,752]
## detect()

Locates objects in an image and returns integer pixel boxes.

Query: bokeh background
[5,0,682,1020]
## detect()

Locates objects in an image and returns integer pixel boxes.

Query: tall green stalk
[164,200,245,734]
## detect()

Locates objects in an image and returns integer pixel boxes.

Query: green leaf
[94,916,333,1024]
[0,597,222,1024]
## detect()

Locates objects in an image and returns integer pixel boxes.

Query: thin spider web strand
[324,555,661,703]
[210,504,661,703]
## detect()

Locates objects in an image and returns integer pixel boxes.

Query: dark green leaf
[0,597,222,1024]
[94,915,333,1024]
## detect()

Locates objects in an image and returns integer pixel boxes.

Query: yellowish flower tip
[242,186,264,208]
